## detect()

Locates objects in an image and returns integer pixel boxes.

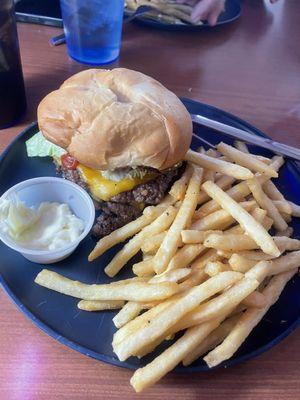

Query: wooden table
[1,1,300,399]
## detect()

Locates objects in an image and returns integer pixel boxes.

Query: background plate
[0,99,299,372]
[125,0,241,31]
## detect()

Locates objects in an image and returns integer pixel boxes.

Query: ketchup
[61,154,79,170]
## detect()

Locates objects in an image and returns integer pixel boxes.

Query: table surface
[1,1,300,399]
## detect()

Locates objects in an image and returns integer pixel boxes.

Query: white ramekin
[0,177,95,263]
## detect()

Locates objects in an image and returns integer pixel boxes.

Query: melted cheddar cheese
[77,165,155,201]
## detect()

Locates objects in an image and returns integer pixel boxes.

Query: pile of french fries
[35,140,300,392]
[125,0,201,25]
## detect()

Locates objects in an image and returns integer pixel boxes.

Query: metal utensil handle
[191,114,300,161]
[50,33,66,46]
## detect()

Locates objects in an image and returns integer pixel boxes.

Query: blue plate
[0,99,299,372]
[125,0,241,31]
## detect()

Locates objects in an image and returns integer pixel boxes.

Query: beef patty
[57,163,182,238]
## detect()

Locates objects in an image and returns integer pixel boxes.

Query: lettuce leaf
[26,131,66,158]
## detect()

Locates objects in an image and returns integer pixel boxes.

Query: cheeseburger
[27,68,192,237]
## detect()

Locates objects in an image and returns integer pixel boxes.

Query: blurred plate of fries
[124,0,241,31]
[0,99,300,391]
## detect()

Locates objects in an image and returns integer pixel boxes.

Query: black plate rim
[1,100,299,373]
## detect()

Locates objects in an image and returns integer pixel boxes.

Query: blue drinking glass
[60,0,124,65]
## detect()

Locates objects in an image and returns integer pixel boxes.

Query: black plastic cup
[0,0,26,129]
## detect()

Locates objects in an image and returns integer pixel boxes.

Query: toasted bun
[38,68,192,170]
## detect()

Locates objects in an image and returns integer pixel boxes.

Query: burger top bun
[38,68,192,171]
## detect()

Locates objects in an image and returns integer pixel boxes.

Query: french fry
[113,302,143,328]
[204,233,299,253]
[153,167,203,274]
[143,252,152,261]
[182,314,242,366]
[288,201,300,217]
[202,181,280,257]
[35,270,179,302]
[229,253,256,273]
[113,272,242,361]
[270,250,300,276]
[256,156,272,164]
[172,277,259,332]
[244,260,272,283]
[177,269,207,292]
[89,205,167,261]
[262,216,273,231]
[132,259,154,277]
[197,175,235,205]
[138,301,160,310]
[195,182,255,219]
[167,244,205,270]
[185,149,253,180]
[141,231,167,253]
[202,150,218,182]
[204,261,230,277]
[247,177,288,231]
[275,236,300,252]
[181,230,223,244]
[202,151,218,182]
[272,200,292,215]
[242,291,267,308]
[125,269,193,326]
[113,297,179,347]
[225,224,244,235]
[242,255,298,284]
[150,268,191,283]
[204,269,297,368]
[192,209,234,230]
[216,250,233,259]
[275,227,293,238]
[215,174,236,188]
[206,148,220,157]
[281,212,292,223]
[217,142,278,178]
[142,269,207,308]
[116,271,237,357]
[233,143,271,164]
[77,300,125,311]
[236,250,277,261]
[251,207,267,222]
[270,155,284,171]
[110,276,148,285]
[191,248,220,270]
[130,318,222,392]
[192,200,256,229]
[204,233,257,252]
[169,163,193,201]
[203,169,216,183]
[195,156,283,219]
[263,180,288,202]
[105,206,177,277]
[234,141,249,153]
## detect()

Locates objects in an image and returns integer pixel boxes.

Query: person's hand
[176,0,225,26]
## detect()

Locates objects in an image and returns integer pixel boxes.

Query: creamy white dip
[0,196,84,251]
